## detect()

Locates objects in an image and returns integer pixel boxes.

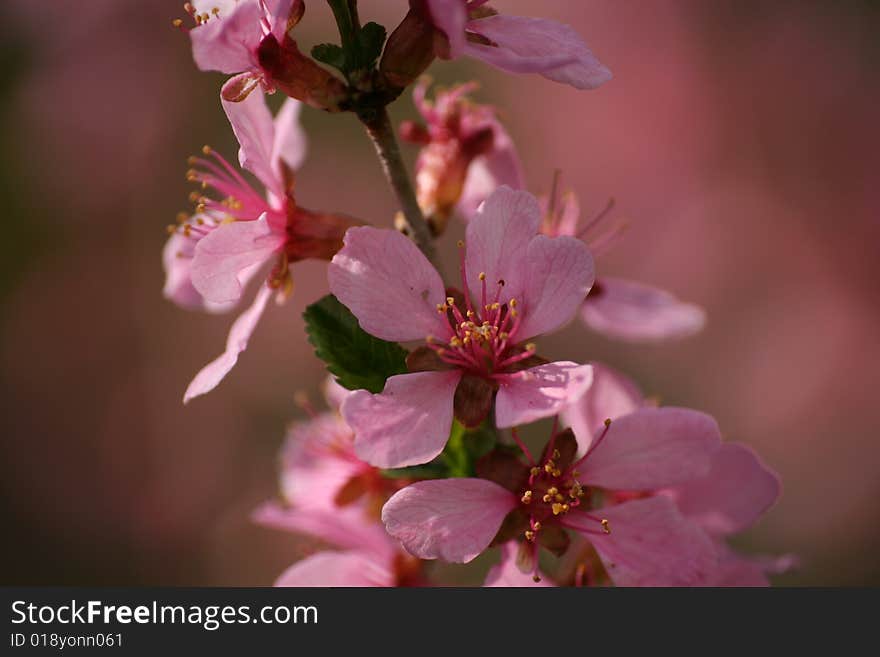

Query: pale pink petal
[580,408,722,491]
[280,413,362,511]
[582,277,706,342]
[253,502,393,557]
[664,443,781,536]
[341,371,462,468]
[162,232,211,311]
[565,497,718,586]
[191,213,284,304]
[382,478,516,563]
[222,89,281,197]
[182,284,271,403]
[275,551,393,587]
[329,227,449,342]
[516,234,594,339]
[163,214,242,313]
[425,0,468,57]
[561,363,644,453]
[190,0,262,74]
[265,0,301,42]
[484,542,552,587]
[697,545,770,587]
[464,15,612,90]
[456,119,526,222]
[464,186,541,304]
[271,97,307,174]
[495,361,593,428]
[321,376,351,411]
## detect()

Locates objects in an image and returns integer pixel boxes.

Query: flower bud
[379,2,438,91]
[256,33,349,111]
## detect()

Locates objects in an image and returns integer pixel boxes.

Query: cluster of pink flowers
[165,1,789,586]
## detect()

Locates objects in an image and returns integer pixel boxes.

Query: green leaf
[441,420,469,477]
[380,463,448,480]
[303,294,408,393]
[357,22,387,70]
[311,43,347,72]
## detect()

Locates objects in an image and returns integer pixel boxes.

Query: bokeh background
[1,0,877,586]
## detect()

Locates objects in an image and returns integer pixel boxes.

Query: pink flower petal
[456,119,525,222]
[464,186,541,304]
[275,550,393,587]
[580,408,722,491]
[191,213,284,304]
[561,363,644,453]
[222,89,281,197]
[464,15,612,89]
[329,227,449,342]
[700,548,770,587]
[341,370,462,468]
[162,232,214,312]
[271,97,307,174]
[582,277,706,342]
[425,0,468,57]
[516,234,595,339]
[495,361,593,428]
[253,502,393,557]
[182,284,272,403]
[665,443,781,536]
[190,0,262,74]
[280,413,363,511]
[265,0,301,42]
[382,478,516,563]
[321,376,351,411]
[484,542,552,587]
[567,496,718,586]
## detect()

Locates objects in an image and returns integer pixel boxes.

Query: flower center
[515,422,617,550]
[519,449,590,540]
[424,241,536,378]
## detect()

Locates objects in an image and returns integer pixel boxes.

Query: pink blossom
[329,186,595,468]
[178,0,345,108]
[257,502,422,586]
[253,380,425,586]
[400,79,524,234]
[164,89,358,402]
[542,186,707,342]
[382,408,723,586]
[424,0,612,90]
[561,380,791,585]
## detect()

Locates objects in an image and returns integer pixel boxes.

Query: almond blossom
[481,444,791,587]
[329,186,595,468]
[179,0,345,107]
[254,379,424,586]
[164,89,359,402]
[541,186,707,342]
[559,368,791,585]
[382,409,723,585]
[400,79,524,234]
[423,0,612,90]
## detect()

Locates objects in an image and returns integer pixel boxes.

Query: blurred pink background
[0,1,877,585]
